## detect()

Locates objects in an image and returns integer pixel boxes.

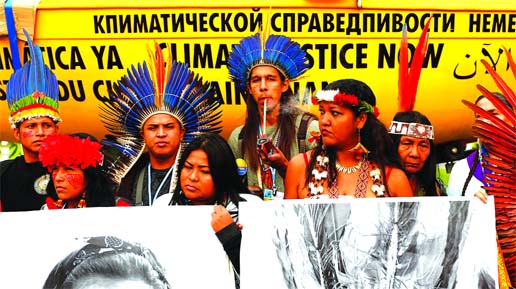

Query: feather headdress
[6,29,60,128]
[462,47,515,286]
[100,42,222,184]
[388,17,433,139]
[39,134,103,171]
[227,27,309,91]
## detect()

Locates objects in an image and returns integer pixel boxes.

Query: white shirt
[447,157,483,197]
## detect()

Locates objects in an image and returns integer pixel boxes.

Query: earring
[77,192,87,208]
[54,199,64,209]
[348,128,369,158]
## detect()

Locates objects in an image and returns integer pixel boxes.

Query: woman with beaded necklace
[284,79,413,199]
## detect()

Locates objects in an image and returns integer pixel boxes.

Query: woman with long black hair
[285,79,413,199]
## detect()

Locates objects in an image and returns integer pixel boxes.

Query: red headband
[312,90,380,117]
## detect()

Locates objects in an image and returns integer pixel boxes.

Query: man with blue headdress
[0,31,61,212]
[100,43,222,206]
[227,29,319,200]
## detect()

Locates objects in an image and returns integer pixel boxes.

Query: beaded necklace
[307,149,385,198]
[335,159,363,174]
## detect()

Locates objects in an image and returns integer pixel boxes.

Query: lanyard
[258,126,277,193]
[147,164,174,206]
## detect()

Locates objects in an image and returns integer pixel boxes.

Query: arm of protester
[386,167,414,197]
[473,188,488,204]
[212,205,242,273]
[211,205,236,232]
[257,144,289,178]
[284,153,307,199]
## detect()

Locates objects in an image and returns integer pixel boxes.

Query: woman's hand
[211,205,240,232]
[474,188,488,204]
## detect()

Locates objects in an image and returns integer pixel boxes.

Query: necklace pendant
[336,160,362,174]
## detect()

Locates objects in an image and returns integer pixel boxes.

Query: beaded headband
[45,236,171,289]
[312,90,380,117]
[393,18,434,140]
[7,30,60,128]
[388,121,434,140]
[39,134,103,171]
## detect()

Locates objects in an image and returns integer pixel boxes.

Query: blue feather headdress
[227,32,309,91]
[6,29,60,128]
[100,43,222,184]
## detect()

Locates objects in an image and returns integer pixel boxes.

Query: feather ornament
[6,29,60,128]
[398,17,432,112]
[398,25,408,110]
[227,26,309,91]
[99,43,221,184]
[504,47,516,78]
[461,48,516,286]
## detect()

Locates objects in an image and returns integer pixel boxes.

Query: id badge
[263,188,274,200]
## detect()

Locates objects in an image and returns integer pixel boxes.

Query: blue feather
[228,33,309,91]
[6,29,60,126]
[99,44,221,184]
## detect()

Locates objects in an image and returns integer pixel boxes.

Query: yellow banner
[0,4,515,145]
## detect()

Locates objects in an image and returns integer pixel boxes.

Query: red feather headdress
[39,134,103,171]
[398,17,432,112]
[462,48,516,286]
[388,17,434,140]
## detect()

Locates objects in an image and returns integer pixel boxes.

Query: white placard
[240,197,499,289]
[0,206,235,289]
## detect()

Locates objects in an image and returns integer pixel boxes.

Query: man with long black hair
[227,32,319,200]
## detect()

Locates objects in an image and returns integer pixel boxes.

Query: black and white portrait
[240,197,499,289]
[0,206,236,289]
[43,236,171,289]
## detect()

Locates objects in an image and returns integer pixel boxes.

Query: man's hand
[257,144,289,178]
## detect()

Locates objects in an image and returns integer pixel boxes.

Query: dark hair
[43,236,171,289]
[390,111,439,196]
[474,92,512,108]
[171,133,246,206]
[239,67,311,171]
[46,166,116,207]
[46,133,116,207]
[305,79,401,196]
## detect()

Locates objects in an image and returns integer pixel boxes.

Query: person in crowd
[447,92,514,197]
[387,19,445,196]
[284,79,413,199]
[156,133,261,279]
[43,236,171,289]
[0,30,61,211]
[99,43,222,206]
[461,51,515,287]
[389,111,446,196]
[226,31,319,200]
[39,133,130,209]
